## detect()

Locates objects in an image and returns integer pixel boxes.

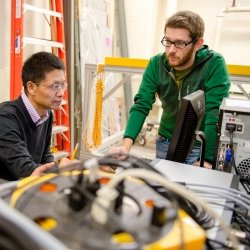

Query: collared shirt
[21,91,49,126]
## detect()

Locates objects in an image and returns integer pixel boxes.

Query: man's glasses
[161,37,196,49]
[35,82,68,92]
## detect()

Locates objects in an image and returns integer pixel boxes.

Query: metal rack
[228,65,250,99]
[80,57,250,159]
[80,58,147,158]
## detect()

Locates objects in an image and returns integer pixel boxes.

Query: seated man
[0,51,71,180]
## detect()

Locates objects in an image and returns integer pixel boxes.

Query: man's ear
[195,38,204,52]
[26,81,36,96]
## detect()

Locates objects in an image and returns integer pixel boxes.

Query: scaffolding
[80,57,250,159]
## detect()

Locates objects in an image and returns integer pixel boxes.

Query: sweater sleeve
[203,53,230,162]
[124,57,158,140]
[0,114,39,179]
[41,111,54,164]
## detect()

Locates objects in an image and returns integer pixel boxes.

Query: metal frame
[80,63,145,158]
[230,75,250,99]
[80,59,250,159]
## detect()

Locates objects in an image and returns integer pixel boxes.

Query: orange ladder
[10,0,71,160]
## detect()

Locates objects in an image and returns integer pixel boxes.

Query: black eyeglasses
[35,82,68,92]
[161,37,196,49]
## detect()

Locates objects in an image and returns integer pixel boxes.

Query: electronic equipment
[0,155,248,250]
[1,165,206,250]
[215,98,250,183]
[166,90,205,164]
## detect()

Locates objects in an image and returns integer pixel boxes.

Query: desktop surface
[152,159,239,189]
[152,159,240,242]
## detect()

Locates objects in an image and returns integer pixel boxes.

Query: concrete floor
[130,130,157,160]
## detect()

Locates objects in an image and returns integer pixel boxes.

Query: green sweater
[124,45,231,162]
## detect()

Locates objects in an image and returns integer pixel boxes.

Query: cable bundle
[92,64,104,147]
[1,154,249,250]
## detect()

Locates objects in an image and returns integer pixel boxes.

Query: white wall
[178,0,250,65]
[1,0,249,102]
[124,0,250,65]
[120,0,250,121]
[0,0,54,102]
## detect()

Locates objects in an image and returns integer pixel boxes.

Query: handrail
[105,57,250,76]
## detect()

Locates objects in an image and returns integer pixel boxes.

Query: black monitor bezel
[166,90,205,163]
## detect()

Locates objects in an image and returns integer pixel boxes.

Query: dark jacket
[0,96,54,180]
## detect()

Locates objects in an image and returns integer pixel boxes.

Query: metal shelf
[52,125,69,135]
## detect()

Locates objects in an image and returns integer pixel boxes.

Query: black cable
[233,215,250,233]
[196,131,206,167]
[98,155,227,233]
[205,238,231,250]
[4,153,247,249]
[233,213,250,228]
[115,185,143,215]
[143,180,215,230]
[0,233,23,250]
[98,154,163,175]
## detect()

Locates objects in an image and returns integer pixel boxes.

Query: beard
[167,46,195,68]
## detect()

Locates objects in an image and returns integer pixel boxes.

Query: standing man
[110,10,230,168]
[0,51,71,180]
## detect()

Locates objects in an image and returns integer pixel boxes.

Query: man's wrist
[123,138,133,151]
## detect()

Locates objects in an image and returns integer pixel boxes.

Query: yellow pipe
[105,57,148,68]
[227,65,250,76]
[105,57,250,76]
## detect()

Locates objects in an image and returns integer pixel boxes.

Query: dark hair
[164,10,205,40]
[22,51,65,93]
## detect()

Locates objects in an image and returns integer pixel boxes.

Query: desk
[152,159,240,241]
[152,159,239,189]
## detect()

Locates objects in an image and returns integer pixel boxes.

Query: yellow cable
[92,64,104,147]
[71,142,79,160]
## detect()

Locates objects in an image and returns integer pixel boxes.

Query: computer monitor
[166,90,205,163]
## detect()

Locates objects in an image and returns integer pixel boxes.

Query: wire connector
[226,123,236,133]
[91,186,118,225]
[84,158,99,183]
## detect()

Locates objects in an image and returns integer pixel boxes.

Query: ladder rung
[23,3,62,18]
[23,37,64,48]
[11,0,71,155]
[61,99,67,105]
[52,125,69,134]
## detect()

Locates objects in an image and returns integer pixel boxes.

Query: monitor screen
[166,90,205,163]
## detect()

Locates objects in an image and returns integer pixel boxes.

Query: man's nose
[168,44,177,52]
[56,87,65,97]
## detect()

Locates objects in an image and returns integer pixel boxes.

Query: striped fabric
[21,92,49,126]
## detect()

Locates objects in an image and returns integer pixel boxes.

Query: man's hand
[31,162,56,176]
[58,157,80,169]
[109,138,133,160]
[58,157,72,168]
[99,165,116,174]
[109,146,130,160]
[193,161,212,169]
[31,158,82,177]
